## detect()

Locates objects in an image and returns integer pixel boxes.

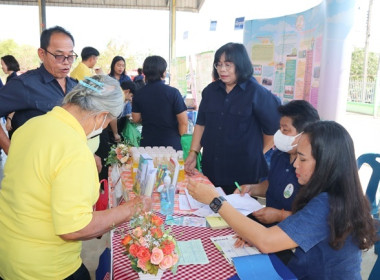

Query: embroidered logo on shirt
[283,184,294,199]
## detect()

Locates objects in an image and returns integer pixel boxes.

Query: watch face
[210,197,222,213]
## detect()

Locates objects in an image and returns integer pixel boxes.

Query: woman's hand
[187,179,219,205]
[114,133,121,143]
[233,234,251,248]
[233,184,253,196]
[184,152,197,175]
[6,118,12,131]
[132,195,152,216]
[252,207,281,224]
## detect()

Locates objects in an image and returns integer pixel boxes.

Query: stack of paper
[210,234,260,264]
[205,216,229,229]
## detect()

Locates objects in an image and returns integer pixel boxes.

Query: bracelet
[190,149,199,155]
[7,116,12,121]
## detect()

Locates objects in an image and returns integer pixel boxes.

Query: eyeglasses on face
[213,62,234,71]
[44,49,78,63]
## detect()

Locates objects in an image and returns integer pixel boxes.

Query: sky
[0,0,379,63]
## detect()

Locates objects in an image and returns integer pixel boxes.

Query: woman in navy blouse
[132,55,188,150]
[185,42,281,194]
[109,56,131,84]
[188,121,377,279]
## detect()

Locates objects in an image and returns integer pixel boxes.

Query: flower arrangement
[121,212,179,276]
[106,141,130,166]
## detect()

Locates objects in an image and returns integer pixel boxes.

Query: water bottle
[177,150,185,182]
[160,171,172,215]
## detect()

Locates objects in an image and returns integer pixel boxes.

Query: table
[108,165,238,279]
[112,216,237,280]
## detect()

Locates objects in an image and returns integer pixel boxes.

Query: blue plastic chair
[357,153,380,218]
[357,154,380,279]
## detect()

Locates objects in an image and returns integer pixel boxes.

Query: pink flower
[159,255,174,270]
[137,258,148,271]
[133,227,143,238]
[137,246,151,262]
[138,237,147,247]
[129,244,140,257]
[172,253,179,265]
[150,247,164,265]
[151,227,163,238]
[161,240,175,255]
[151,215,164,226]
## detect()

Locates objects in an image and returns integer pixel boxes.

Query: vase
[137,269,164,280]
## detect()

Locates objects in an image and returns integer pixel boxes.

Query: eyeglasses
[44,49,78,63]
[214,62,234,71]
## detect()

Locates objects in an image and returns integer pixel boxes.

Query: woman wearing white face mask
[0,75,152,280]
[234,100,319,226]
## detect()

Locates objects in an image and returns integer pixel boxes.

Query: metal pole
[38,0,46,35]
[169,0,176,83]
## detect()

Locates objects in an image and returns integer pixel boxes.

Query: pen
[234,181,241,192]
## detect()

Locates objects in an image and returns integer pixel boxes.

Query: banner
[243,4,324,107]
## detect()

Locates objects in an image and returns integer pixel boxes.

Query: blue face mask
[274,130,302,152]
[87,114,107,139]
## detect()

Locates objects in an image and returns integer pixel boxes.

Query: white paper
[184,187,226,210]
[184,188,206,209]
[226,194,263,213]
[178,194,192,210]
[210,234,260,264]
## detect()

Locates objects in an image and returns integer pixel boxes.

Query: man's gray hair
[63,75,124,118]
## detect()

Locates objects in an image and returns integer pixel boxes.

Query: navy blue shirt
[279,193,361,279]
[0,78,3,89]
[0,64,77,131]
[266,150,300,211]
[109,73,131,84]
[132,80,187,150]
[196,77,281,189]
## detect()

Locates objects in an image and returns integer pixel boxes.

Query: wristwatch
[209,196,226,213]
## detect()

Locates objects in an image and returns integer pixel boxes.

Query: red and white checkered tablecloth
[109,166,237,279]
[112,215,237,280]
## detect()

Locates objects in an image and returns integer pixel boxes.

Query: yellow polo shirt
[0,106,99,280]
[70,61,92,81]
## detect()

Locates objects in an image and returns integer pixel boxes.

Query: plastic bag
[181,134,202,172]
[122,121,141,147]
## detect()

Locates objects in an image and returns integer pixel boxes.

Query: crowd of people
[0,25,377,280]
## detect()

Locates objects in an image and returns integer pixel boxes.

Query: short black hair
[1,55,20,72]
[81,47,99,61]
[137,68,143,75]
[40,26,74,50]
[143,56,167,83]
[212,42,253,83]
[278,100,320,133]
[110,56,126,77]
[121,81,136,94]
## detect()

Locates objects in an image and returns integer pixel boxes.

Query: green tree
[0,39,39,81]
[350,48,379,80]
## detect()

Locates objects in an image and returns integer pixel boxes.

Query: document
[165,215,207,227]
[177,239,209,265]
[210,234,260,264]
[192,193,263,217]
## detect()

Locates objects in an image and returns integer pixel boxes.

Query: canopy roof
[0,0,204,12]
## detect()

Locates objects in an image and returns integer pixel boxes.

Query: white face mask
[274,130,302,152]
[87,114,107,139]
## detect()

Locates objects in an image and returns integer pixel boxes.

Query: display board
[243,3,324,107]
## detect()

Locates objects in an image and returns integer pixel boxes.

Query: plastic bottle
[160,171,172,215]
[177,150,185,182]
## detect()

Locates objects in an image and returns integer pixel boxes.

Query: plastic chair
[357,153,380,218]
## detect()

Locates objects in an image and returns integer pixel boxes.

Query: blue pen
[234,181,242,192]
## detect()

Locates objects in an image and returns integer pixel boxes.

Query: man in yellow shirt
[70,46,99,81]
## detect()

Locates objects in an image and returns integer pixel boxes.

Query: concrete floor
[1,112,379,279]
